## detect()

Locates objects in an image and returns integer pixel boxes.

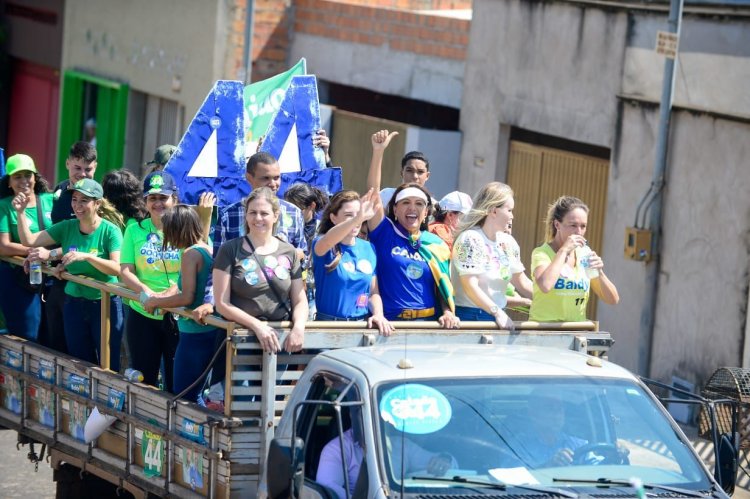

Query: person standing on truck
[312,188,392,334]
[119,171,182,389]
[34,141,98,354]
[450,182,533,329]
[428,190,473,250]
[213,187,307,353]
[142,205,225,403]
[529,196,619,322]
[0,154,53,341]
[13,178,125,370]
[366,130,459,328]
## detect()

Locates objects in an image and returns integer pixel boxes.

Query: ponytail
[98,198,125,230]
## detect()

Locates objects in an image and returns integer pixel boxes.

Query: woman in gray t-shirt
[213,187,307,353]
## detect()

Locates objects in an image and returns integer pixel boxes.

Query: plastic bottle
[306,268,316,320]
[579,244,600,279]
[124,368,144,383]
[29,259,43,285]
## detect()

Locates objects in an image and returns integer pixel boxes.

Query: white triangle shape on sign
[187,128,218,177]
[278,123,301,173]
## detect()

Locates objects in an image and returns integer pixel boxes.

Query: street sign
[655,31,679,59]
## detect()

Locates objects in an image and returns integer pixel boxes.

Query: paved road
[0,427,56,498]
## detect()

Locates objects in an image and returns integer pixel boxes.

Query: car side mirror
[268,437,305,499]
[716,432,738,494]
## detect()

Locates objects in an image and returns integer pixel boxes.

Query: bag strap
[244,236,292,317]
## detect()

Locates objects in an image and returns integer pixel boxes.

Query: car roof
[315,344,638,386]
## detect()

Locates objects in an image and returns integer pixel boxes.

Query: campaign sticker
[181,447,204,490]
[405,263,423,279]
[277,255,292,270]
[356,260,373,275]
[379,384,452,434]
[274,266,289,280]
[342,261,355,273]
[38,359,55,383]
[180,418,205,444]
[244,271,259,285]
[263,255,278,269]
[240,258,256,271]
[108,388,125,411]
[356,294,368,308]
[4,350,22,370]
[210,116,222,129]
[67,374,90,396]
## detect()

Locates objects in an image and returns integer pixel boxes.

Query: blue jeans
[173,329,226,403]
[455,305,495,321]
[0,262,42,341]
[63,295,124,371]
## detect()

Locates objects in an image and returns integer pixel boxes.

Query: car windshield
[375,377,711,494]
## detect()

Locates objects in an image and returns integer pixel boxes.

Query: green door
[56,70,129,183]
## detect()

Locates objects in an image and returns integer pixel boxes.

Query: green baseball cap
[5,154,38,176]
[71,178,104,199]
[147,144,176,166]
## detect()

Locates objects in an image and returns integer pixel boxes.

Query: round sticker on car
[379,384,451,434]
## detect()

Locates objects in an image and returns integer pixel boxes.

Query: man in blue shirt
[212,151,306,258]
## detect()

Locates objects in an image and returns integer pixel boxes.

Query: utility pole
[242,0,255,84]
[638,0,684,376]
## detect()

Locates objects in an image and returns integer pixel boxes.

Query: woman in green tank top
[143,205,224,404]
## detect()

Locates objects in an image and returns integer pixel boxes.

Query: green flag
[243,58,306,149]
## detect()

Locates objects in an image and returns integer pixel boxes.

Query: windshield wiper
[552,477,704,497]
[410,475,578,497]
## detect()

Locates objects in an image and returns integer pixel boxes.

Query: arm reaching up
[366,130,398,231]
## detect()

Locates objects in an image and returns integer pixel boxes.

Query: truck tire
[54,463,135,499]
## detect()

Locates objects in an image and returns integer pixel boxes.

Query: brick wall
[294,0,470,60]
[225,0,471,82]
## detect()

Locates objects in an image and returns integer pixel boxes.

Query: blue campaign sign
[165,80,249,207]
[379,383,452,434]
[260,75,327,172]
[0,147,5,176]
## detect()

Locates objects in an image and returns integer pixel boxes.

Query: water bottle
[579,244,600,279]
[124,368,144,383]
[306,268,316,320]
[29,259,43,285]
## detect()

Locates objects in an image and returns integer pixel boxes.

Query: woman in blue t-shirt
[313,189,392,335]
[365,130,459,328]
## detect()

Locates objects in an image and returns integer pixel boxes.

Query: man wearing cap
[212,151,306,258]
[429,191,473,250]
[145,144,177,175]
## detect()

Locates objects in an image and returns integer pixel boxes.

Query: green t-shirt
[121,218,182,319]
[528,243,590,322]
[0,193,54,242]
[46,218,123,300]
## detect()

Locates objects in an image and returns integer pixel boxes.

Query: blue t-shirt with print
[369,218,436,320]
[313,236,377,319]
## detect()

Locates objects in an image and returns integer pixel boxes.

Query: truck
[0,255,739,498]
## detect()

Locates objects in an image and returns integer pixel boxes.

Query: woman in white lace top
[450,182,533,330]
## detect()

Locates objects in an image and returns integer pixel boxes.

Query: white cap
[438,191,472,214]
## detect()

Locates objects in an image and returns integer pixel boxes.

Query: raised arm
[12,193,56,248]
[314,188,377,257]
[366,130,398,231]
[196,192,216,244]
[533,235,585,293]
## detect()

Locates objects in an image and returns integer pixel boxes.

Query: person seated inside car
[316,410,456,499]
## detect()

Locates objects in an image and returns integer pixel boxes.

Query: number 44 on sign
[142,430,164,478]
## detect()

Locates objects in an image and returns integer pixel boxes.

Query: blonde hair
[97,198,125,229]
[543,196,588,242]
[243,187,280,236]
[456,182,514,237]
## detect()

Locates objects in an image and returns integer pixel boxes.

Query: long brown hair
[318,190,361,271]
[162,205,203,250]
